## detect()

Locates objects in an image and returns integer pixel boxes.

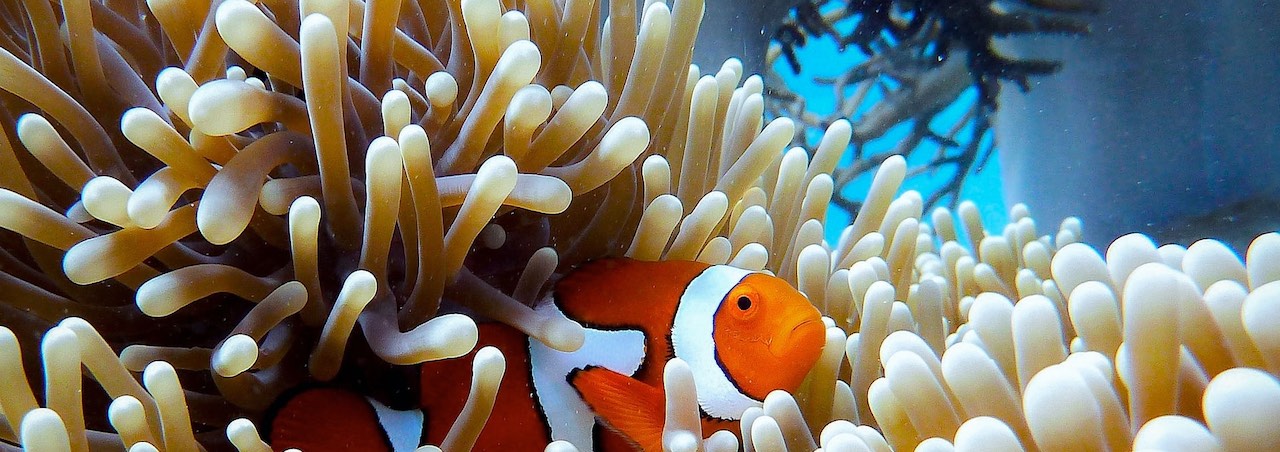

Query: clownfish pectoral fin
[568,366,666,451]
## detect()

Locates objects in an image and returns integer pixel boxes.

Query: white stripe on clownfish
[529,302,647,450]
[526,264,763,449]
[671,264,762,420]
[366,397,425,452]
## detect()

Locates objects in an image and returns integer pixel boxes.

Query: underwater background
[776,25,1005,246]
[753,0,1280,251]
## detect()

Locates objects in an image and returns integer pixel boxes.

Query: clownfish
[267,258,826,451]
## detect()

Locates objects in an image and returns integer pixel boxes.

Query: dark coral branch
[775,0,1093,107]
[765,0,1091,222]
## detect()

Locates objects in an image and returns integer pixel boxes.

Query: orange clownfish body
[268,259,827,451]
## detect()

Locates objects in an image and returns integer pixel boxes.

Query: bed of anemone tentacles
[0,0,1279,451]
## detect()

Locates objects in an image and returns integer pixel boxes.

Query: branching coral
[772,0,1097,106]
[765,0,1095,216]
[0,0,1278,451]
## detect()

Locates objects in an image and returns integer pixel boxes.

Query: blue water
[772,11,1008,246]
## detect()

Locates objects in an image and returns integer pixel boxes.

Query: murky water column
[996,0,1280,248]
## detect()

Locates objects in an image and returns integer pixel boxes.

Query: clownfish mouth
[768,318,826,358]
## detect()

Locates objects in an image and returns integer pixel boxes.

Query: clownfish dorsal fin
[568,366,665,451]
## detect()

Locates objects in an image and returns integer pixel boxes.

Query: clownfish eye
[737,295,752,311]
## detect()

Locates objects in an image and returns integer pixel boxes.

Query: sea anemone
[0,0,1277,451]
